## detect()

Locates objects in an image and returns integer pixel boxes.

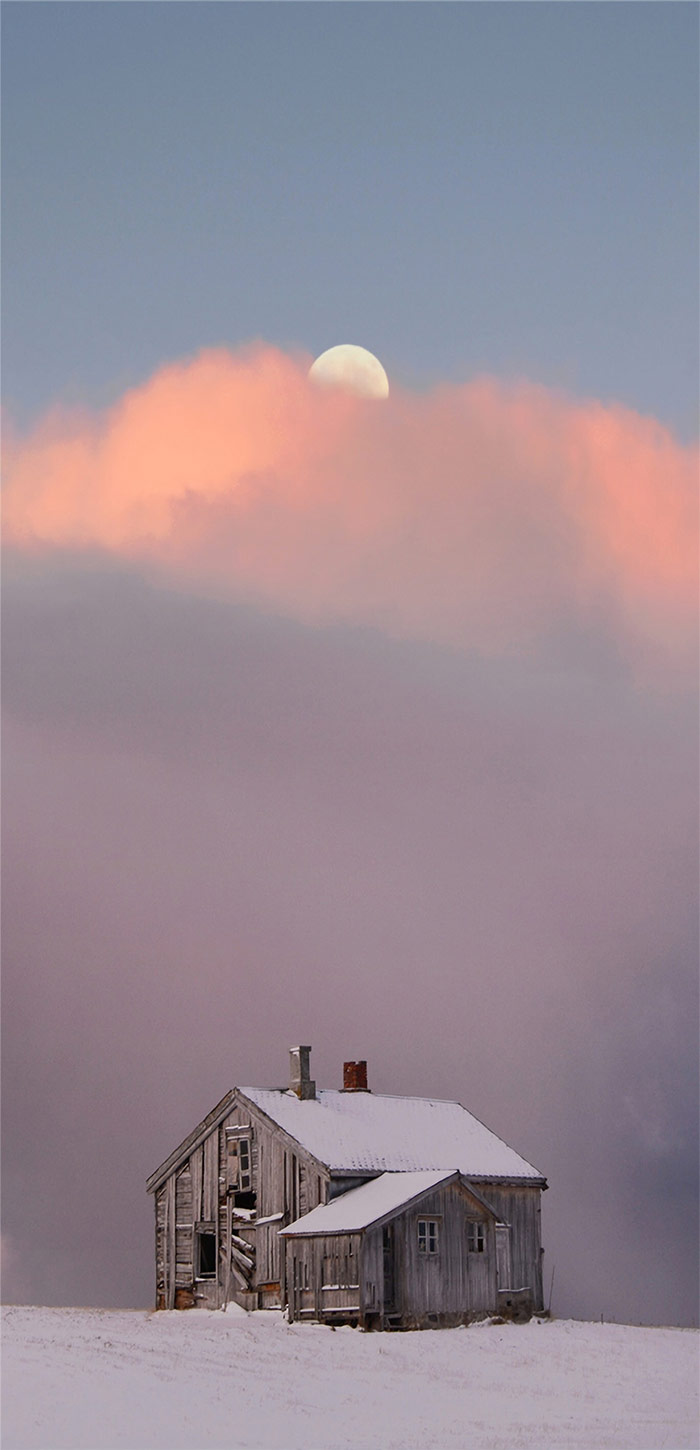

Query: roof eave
[326,1168,546,1185]
[146,1090,238,1195]
[280,1171,460,1238]
[467,1173,548,1189]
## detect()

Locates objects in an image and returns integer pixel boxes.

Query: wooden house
[146,1047,547,1328]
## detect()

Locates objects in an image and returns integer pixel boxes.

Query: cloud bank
[4,345,696,673]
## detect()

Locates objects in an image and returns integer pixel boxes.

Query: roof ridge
[243,1086,463,1106]
[319,1089,462,1105]
[225,1086,546,1182]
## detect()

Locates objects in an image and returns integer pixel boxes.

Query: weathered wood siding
[154,1090,329,1310]
[285,1181,498,1327]
[387,1182,496,1324]
[203,1132,218,1220]
[154,1181,174,1311]
[286,1235,362,1323]
[151,1092,543,1323]
[175,1167,193,1290]
[241,1100,327,1298]
[471,1183,544,1310]
[360,1228,382,1318]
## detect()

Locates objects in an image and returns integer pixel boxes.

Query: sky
[2,2,698,1328]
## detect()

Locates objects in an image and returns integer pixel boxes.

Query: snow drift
[2,1305,697,1450]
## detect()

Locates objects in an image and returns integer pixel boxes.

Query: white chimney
[289,1045,315,1100]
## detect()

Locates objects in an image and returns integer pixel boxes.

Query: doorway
[382,1224,395,1311]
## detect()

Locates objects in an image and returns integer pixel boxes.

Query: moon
[309,344,389,400]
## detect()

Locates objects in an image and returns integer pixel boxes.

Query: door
[382,1224,395,1311]
[495,1223,512,1291]
[293,1251,315,1319]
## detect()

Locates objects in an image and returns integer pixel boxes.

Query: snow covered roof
[240,1088,544,1181]
[280,1171,458,1236]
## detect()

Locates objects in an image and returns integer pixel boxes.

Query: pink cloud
[4,344,696,670]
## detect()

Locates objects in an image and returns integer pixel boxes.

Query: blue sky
[3,2,698,433]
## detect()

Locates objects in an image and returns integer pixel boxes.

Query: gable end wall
[153,1090,329,1310]
[470,1182,544,1310]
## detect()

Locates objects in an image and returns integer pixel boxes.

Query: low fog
[3,550,697,1325]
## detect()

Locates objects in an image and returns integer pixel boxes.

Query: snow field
[2,1305,697,1450]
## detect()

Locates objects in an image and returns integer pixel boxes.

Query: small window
[197,1230,217,1278]
[227,1131,254,1199]
[418,1218,439,1255]
[238,1138,251,1190]
[467,1221,485,1253]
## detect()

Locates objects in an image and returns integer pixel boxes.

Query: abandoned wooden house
[147,1047,547,1329]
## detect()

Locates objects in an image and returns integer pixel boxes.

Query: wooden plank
[229,1256,248,1291]
[222,1197,233,1311]
[203,1132,218,1221]
[191,1145,203,1224]
[164,1175,176,1310]
[231,1232,255,1256]
[175,1166,193,1284]
[232,1243,255,1275]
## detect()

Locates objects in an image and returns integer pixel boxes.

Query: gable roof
[147,1084,546,1196]
[280,1170,459,1235]
[241,1088,544,1182]
[146,1091,237,1195]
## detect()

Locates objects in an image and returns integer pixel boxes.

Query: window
[417,1218,439,1255]
[238,1138,251,1190]
[227,1135,251,1189]
[226,1131,256,1207]
[467,1221,485,1253]
[196,1229,216,1279]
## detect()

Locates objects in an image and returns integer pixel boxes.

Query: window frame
[226,1128,253,1192]
[467,1220,486,1254]
[417,1217,440,1256]
[237,1137,252,1191]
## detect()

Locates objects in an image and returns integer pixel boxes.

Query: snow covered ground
[2,1305,697,1450]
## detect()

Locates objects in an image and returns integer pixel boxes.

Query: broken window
[196,1228,216,1279]
[417,1218,439,1255]
[467,1221,485,1253]
[226,1130,256,1208]
[238,1138,251,1190]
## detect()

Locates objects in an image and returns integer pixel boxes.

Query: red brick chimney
[343,1060,368,1092]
